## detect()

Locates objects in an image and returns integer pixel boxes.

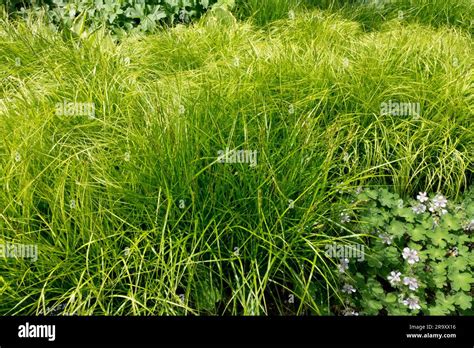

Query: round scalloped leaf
[440,214,462,231]
[451,292,472,310]
[409,225,427,242]
[448,272,473,292]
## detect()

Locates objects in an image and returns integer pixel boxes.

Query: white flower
[402,297,421,310]
[432,194,447,209]
[342,284,356,294]
[464,220,474,231]
[403,277,419,291]
[379,233,393,245]
[416,192,428,203]
[342,308,359,316]
[338,258,349,273]
[402,247,419,264]
[340,212,351,224]
[387,271,402,286]
[411,203,426,214]
[342,58,350,68]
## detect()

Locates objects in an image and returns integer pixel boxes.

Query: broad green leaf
[385,293,397,303]
[432,274,447,288]
[387,220,406,238]
[409,225,427,242]
[367,254,383,268]
[429,228,449,247]
[384,246,400,264]
[440,214,461,231]
[393,207,416,223]
[429,305,451,315]
[366,278,384,295]
[448,272,473,291]
[425,246,445,260]
[432,292,456,314]
[379,189,397,208]
[451,292,472,310]
[361,298,383,315]
[360,212,386,228]
[365,189,379,200]
[447,257,468,273]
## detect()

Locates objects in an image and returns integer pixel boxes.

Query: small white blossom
[343,152,350,162]
[338,258,349,273]
[432,194,447,209]
[402,297,421,310]
[463,220,474,231]
[288,10,295,20]
[402,247,419,264]
[416,192,428,203]
[340,212,351,224]
[412,203,426,214]
[288,104,294,114]
[342,284,356,294]
[342,308,359,316]
[342,57,350,68]
[387,271,402,286]
[403,277,419,291]
[379,233,393,245]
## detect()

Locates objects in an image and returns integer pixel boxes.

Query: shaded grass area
[237,0,474,33]
[0,5,472,315]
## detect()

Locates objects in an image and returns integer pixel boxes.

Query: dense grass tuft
[0,2,472,315]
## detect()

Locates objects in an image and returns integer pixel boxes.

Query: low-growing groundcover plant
[0,0,225,36]
[332,187,473,315]
[0,0,472,315]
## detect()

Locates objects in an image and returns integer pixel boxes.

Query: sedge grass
[0,3,472,315]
